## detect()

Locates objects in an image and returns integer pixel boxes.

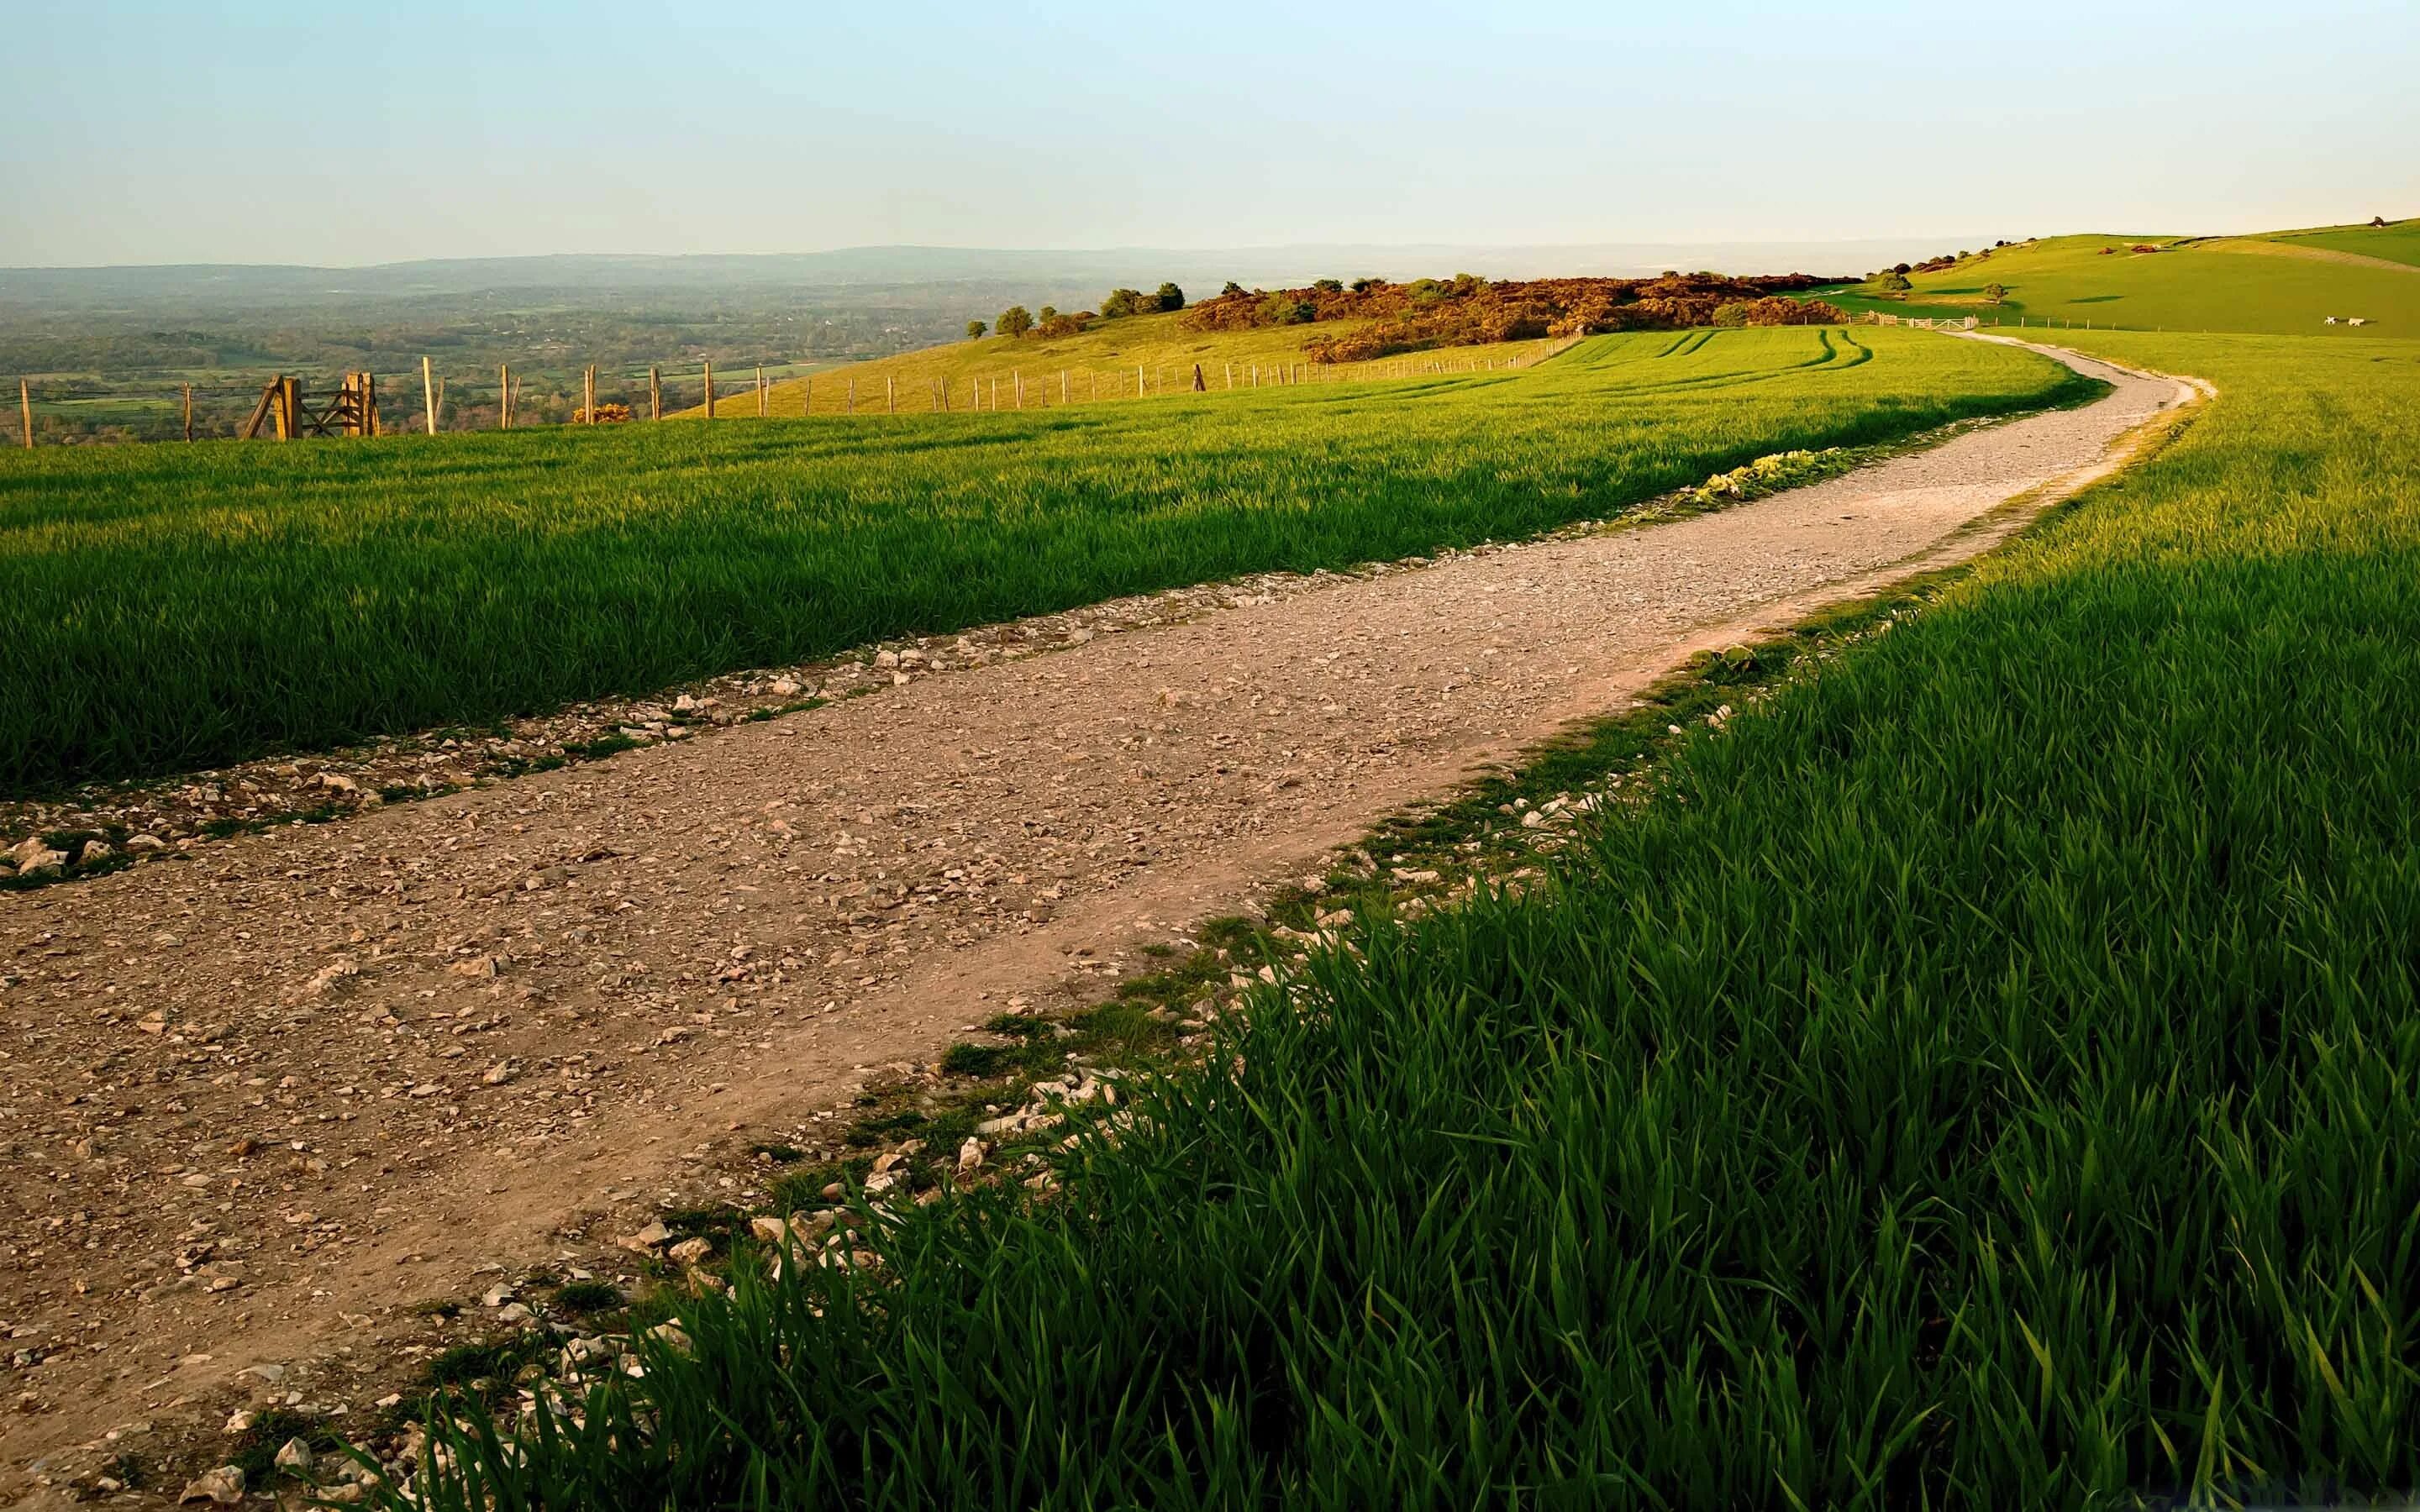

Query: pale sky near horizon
[5,0,2417,268]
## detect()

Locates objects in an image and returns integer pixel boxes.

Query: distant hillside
[1817,232,2420,335]
[2228,218,2420,270]
[0,238,1966,312]
[671,308,1559,419]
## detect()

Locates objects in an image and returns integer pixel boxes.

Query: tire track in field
[0,343,2195,1500]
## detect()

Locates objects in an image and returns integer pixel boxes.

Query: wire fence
[8,334,1590,449]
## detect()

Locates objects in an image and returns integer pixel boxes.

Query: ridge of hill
[2229,217,2420,270]
[1818,231,2420,334]
[671,310,1566,418]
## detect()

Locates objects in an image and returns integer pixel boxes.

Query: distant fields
[671,307,1558,417]
[0,328,2082,792]
[1821,233,2420,334]
[409,329,2420,1508]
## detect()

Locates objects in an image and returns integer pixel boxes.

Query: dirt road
[0,343,2192,1500]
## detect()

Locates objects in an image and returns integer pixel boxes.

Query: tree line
[970,283,1187,342]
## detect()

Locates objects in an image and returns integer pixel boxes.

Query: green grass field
[397,328,2420,1509]
[0,326,2080,793]
[2236,218,2420,270]
[1822,233,2420,335]
[670,307,1556,417]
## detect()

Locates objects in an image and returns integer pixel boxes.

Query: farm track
[0,343,2191,1505]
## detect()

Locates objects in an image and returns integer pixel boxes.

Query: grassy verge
[364,330,2420,1508]
[0,327,2084,792]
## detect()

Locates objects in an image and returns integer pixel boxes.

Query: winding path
[0,342,2195,1504]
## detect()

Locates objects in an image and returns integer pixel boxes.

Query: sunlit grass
[0,327,2075,791]
[392,333,2420,1508]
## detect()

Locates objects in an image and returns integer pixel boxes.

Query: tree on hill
[1221,281,1244,297]
[1153,282,1186,312]
[2373,216,2391,228]
[997,306,1034,338]
[1039,306,1058,323]
[1312,278,1344,293]
[965,319,986,339]
[1983,282,2008,305]
[1100,288,1144,319]
[1878,271,1912,292]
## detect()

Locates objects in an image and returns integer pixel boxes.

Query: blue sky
[5,0,2416,266]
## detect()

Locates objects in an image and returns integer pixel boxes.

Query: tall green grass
[397,333,2420,1509]
[0,328,2077,792]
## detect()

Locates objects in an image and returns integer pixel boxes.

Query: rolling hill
[2228,217,2420,270]
[1818,230,2419,335]
[672,308,1563,417]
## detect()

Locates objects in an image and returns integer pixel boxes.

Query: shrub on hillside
[1205,271,1848,362]
[1258,292,1317,326]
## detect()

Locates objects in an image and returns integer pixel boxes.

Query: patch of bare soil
[0,345,2192,1506]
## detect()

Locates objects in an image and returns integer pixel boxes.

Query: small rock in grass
[667,1236,713,1266]
[274,1437,315,1474]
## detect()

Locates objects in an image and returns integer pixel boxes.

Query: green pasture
[0,326,2077,792]
[666,307,1501,417]
[1822,233,2419,335]
[397,328,2420,1509]
[2238,218,2420,270]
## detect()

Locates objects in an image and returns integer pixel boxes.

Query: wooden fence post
[1192,363,1205,391]
[650,366,661,421]
[1061,370,1069,405]
[1224,363,1233,389]
[421,357,437,435]
[499,365,511,428]
[757,365,767,418]
[584,365,597,425]
[17,378,29,449]
[704,360,716,419]
[1089,371,1097,402]
[182,382,193,442]
[1014,370,1023,409]
[887,375,895,414]
[846,378,855,415]
[1138,363,1145,396]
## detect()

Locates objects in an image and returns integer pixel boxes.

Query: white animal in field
[2323,316,2339,324]
[2348,318,2370,327]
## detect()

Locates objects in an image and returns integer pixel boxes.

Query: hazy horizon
[1,235,2009,278]
[8,1,2416,270]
